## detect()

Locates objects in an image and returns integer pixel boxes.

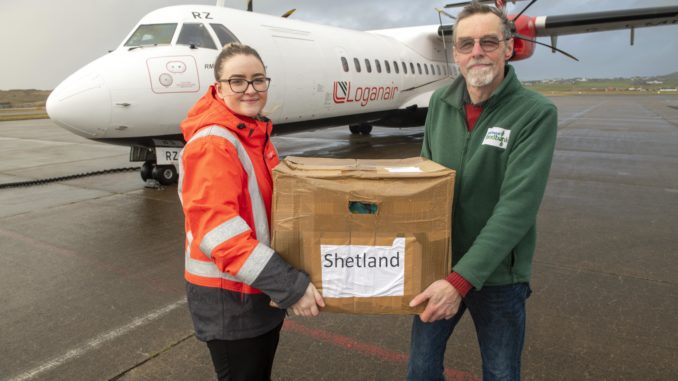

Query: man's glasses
[219,77,271,93]
[454,36,510,54]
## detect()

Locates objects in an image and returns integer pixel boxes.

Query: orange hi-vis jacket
[178,85,308,341]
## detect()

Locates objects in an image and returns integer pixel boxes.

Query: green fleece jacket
[421,65,557,290]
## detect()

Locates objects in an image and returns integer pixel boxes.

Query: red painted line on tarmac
[283,320,480,381]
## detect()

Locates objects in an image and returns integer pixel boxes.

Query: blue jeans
[407,283,531,381]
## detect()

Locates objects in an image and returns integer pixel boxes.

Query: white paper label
[320,237,405,298]
[482,127,511,149]
[384,166,423,173]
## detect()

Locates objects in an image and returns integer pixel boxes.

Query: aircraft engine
[510,15,537,61]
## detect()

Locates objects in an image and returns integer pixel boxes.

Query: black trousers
[206,323,283,381]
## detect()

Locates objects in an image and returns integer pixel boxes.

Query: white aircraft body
[45,2,678,184]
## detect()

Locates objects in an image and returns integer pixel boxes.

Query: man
[408,2,557,380]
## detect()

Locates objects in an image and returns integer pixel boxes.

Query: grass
[0,107,49,122]
[0,112,50,122]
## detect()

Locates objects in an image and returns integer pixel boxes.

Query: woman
[178,43,324,381]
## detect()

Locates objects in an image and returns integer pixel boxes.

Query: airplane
[45,0,678,185]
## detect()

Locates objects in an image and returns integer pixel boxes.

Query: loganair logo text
[333,81,398,107]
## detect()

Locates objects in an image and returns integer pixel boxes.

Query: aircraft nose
[47,69,111,138]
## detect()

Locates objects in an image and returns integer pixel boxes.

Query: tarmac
[0,94,677,381]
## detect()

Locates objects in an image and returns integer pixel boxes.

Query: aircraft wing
[534,6,678,37]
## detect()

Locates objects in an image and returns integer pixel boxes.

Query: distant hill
[523,72,678,95]
[0,89,51,108]
[655,71,678,82]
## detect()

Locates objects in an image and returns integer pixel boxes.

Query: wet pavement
[1,95,677,381]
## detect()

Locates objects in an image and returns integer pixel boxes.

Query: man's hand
[409,279,462,323]
[289,282,325,317]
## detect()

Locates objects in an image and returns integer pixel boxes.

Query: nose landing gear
[140,160,178,185]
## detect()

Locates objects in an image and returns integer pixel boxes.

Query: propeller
[435,8,456,77]
[442,0,578,61]
[281,9,296,18]
[244,0,295,18]
[512,33,579,61]
[444,0,524,10]
[508,0,578,61]
[435,8,457,20]
[512,0,537,18]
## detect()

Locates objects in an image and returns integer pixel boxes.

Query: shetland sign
[320,237,405,298]
[333,81,399,107]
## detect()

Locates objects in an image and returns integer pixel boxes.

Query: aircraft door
[269,36,325,123]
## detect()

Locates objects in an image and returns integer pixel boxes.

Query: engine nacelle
[509,15,537,61]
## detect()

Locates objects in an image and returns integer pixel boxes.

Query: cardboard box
[272,156,455,314]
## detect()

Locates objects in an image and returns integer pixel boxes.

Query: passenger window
[354,58,361,73]
[410,62,415,74]
[393,61,399,74]
[384,60,391,74]
[437,65,441,76]
[365,59,372,73]
[424,64,429,75]
[124,23,177,47]
[177,23,217,49]
[341,57,349,72]
[417,63,422,75]
[375,60,382,73]
[210,24,240,47]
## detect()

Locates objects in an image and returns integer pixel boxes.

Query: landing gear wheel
[349,123,373,135]
[152,165,178,185]
[140,161,154,181]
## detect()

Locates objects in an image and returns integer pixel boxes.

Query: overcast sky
[1,0,677,90]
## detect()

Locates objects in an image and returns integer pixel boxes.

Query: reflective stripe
[177,147,185,205]
[185,231,239,282]
[237,243,274,285]
[199,216,251,259]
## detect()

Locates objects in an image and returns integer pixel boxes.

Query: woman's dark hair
[214,43,265,80]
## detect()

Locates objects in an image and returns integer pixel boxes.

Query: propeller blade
[513,33,579,61]
[281,8,296,18]
[435,8,457,20]
[445,0,529,9]
[513,0,537,19]
[247,0,253,12]
[435,8,454,77]
[401,77,451,92]
[444,1,472,8]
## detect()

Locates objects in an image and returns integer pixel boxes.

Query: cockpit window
[210,24,240,47]
[177,23,217,49]
[124,23,177,47]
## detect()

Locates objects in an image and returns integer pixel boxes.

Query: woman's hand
[289,283,325,317]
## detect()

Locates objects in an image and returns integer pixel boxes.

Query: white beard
[465,65,495,87]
